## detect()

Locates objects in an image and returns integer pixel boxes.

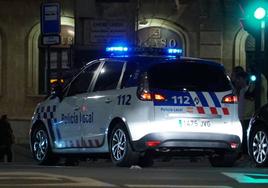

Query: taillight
[146,140,161,147]
[140,91,153,100]
[222,94,237,103]
[154,94,166,101]
[137,72,166,101]
[139,91,166,101]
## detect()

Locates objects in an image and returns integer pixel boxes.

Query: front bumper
[132,132,241,153]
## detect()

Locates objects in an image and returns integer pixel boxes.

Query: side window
[121,62,139,88]
[67,62,100,96]
[93,61,124,92]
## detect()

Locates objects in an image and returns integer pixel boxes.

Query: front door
[54,61,101,149]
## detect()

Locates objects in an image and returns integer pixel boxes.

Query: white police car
[30,47,242,167]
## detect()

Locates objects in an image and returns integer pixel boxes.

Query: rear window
[148,62,231,92]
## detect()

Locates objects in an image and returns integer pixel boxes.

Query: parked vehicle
[247,104,268,167]
[29,46,242,167]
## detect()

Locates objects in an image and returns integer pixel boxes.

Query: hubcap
[33,130,48,161]
[252,131,268,164]
[111,129,127,161]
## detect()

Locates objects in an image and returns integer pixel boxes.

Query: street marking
[0,172,115,187]
[125,185,232,188]
[223,172,268,184]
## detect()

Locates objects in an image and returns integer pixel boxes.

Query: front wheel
[109,123,139,167]
[248,126,268,167]
[31,125,59,165]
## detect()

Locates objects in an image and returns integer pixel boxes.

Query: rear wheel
[109,123,139,167]
[31,125,59,165]
[209,151,238,167]
[248,126,268,167]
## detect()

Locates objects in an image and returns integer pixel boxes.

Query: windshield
[148,62,232,92]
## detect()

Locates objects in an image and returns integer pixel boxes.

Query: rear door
[82,60,126,148]
[148,61,236,133]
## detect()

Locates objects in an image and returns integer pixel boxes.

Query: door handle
[105,98,112,103]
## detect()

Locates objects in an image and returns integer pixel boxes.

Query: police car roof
[100,55,223,69]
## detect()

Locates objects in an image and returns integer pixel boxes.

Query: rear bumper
[132,132,241,153]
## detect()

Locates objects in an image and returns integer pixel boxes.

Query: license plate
[178,119,211,128]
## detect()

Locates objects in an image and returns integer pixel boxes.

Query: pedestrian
[246,66,267,107]
[230,66,245,90]
[0,114,15,162]
[235,71,255,155]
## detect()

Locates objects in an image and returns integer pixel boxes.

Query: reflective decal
[153,90,231,116]
[209,92,221,107]
[117,95,132,105]
[154,91,195,106]
[196,92,209,107]
[61,138,102,148]
[61,112,94,125]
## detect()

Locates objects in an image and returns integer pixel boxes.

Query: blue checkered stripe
[36,105,57,123]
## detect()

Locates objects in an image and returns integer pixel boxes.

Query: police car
[29,46,243,167]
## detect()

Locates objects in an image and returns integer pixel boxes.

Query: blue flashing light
[250,75,257,82]
[167,48,183,55]
[106,46,128,52]
[105,46,183,57]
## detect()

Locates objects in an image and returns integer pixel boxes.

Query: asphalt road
[1,155,268,188]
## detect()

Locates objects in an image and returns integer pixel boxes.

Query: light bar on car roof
[105,46,183,57]
[167,48,183,55]
[106,46,128,52]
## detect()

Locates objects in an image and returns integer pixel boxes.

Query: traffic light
[245,0,268,21]
[240,1,268,110]
[249,74,257,82]
[254,7,266,20]
[240,0,268,35]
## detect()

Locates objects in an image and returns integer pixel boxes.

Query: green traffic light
[250,75,257,82]
[254,7,266,20]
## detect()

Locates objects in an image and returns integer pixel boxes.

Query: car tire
[109,123,139,167]
[31,125,59,165]
[248,125,268,167]
[209,152,238,167]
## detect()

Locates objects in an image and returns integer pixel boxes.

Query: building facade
[0,0,258,142]
[0,0,75,142]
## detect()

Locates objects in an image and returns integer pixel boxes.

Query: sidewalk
[12,144,34,163]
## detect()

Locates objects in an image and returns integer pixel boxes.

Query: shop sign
[138,27,183,49]
[90,19,127,44]
[42,35,61,45]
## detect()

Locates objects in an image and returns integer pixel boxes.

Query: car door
[81,60,126,148]
[54,61,101,149]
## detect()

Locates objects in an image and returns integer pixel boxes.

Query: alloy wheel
[111,129,127,161]
[252,130,268,164]
[33,129,49,161]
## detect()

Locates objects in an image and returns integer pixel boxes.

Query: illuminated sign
[138,27,183,49]
[41,3,61,34]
